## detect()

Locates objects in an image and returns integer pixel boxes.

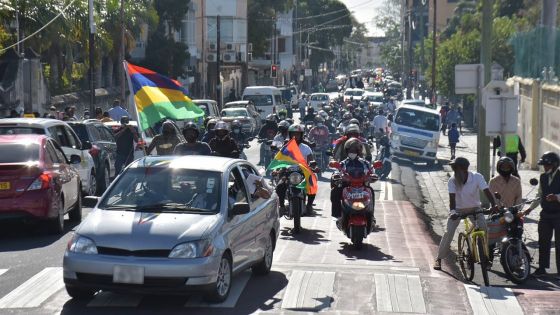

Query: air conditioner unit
[223,52,236,63]
[226,43,235,51]
[206,53,217,62]
[208,43,217,51]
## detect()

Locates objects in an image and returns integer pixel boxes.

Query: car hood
[78,209,221,250]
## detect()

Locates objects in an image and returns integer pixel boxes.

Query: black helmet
[344,138,363,153]
[183,122,199,137]
[497,157,515,170]
[537,151,560,166]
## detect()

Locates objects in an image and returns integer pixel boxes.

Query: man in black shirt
[114,116,138,174]
[209,121,239,158]
[174,122,212,155]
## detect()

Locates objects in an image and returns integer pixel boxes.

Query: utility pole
[88,0,96,114]
[216,15,221,109]
[119,0,125,105]
[406,7,413,99]
[419,0,425,82]
[201,0,206,98]
[401,0,406,82]
[430,0,437,102]
[478,0,493,181]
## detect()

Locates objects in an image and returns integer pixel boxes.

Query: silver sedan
[63,156,280,302]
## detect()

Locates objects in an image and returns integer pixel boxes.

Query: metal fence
[510,26,560,79]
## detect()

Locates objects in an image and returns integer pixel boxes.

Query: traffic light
[270,64,278,78]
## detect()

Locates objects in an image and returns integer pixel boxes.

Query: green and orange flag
[126,63,204,130]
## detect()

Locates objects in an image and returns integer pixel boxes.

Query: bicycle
[454,208,493,287]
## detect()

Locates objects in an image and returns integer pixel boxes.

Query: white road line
[273,261,420,273]
[0,267,64,308]
[464,284,524,315]
[0,269,8,277]
[87,292,143,307]
[375,273,426,313]
[185,271,251,308]
[378,181,386,201]
[281,270,335,311]
[386,181,393,201]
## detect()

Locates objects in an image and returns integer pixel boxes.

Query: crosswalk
[0,266,530,314]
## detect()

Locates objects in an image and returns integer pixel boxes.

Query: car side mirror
[529,178,539,186]
[83,196,100,208]
[82,141,92,150]
[69,154,82,165]
[230,202,250,216]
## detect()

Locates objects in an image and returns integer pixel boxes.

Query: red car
[0,134,82,234]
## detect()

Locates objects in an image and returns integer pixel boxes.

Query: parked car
[64,156,280,302]
[0,134,82,234]
[0,118,97,196]
[220,108,257,135]
[223,101,263,131]
[68,120,117,195]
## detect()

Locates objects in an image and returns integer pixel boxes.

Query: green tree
[248,0,291,56]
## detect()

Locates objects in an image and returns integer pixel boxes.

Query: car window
[0,127,45,135]
[228,168,248,210]
[97,126,115,142]
[274,95,282,104]
[239,165,263,203]
[243,95,273,107]
[50,140,69,163]
[87,125,101,141]
[64,126,81,149]
[49,126,70,147]
[0,143,40,163]
[197,104,210,116]
[45,140,61,164]
[69,124,89,143]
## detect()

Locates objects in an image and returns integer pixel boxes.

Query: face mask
[348,153,358,160]
[497,169,512,177]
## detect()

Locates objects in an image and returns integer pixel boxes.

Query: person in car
[137,174,172,206]
[174,122,211,156]
[209,121,239,158]
[185,177,218,211]
[147,121,182,155]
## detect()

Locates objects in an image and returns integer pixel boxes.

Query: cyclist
[433,157,498,270]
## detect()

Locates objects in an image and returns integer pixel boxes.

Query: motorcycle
[272,165,306,234]
[374,144,392,180]
[329,161,380,249]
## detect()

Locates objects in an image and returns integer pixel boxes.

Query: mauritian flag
[267,139,318,195]
[126,62,204,130]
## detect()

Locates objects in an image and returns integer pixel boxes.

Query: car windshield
[395,108,440,132]
[69,124,89,143]
[0,143,40,163]
[99,167,222,213]
[310,94,328,101]
[221,109,248,117]
[197,104,210,116]
[0,127,45,135]
[344,90,363,96]
[243,95,272,107]
[368,95,384,102]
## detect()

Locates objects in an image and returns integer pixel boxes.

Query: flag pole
[122,61,148,156]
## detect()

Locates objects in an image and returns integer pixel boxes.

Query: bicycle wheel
[477,237,490,286]
[458,233,474,281]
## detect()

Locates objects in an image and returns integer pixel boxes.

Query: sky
[339,0,386,36]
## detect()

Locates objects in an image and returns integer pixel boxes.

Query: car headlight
[504,211,514,223]
[392,134,400,142]
[169,240,214,259]
[426,141,436,149]
[289,172,304,185]
[68,235,98,255]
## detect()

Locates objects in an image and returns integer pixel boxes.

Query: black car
[68,120,117,195]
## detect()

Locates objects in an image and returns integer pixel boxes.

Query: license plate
[0,182,10,190]
[404,150,420,157]
[113,265,144,284]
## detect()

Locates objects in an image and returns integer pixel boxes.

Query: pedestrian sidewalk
[414,129,542,264]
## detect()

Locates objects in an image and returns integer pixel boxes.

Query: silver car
[63,156,280,302]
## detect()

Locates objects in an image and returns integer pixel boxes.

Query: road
[0,132,558,314]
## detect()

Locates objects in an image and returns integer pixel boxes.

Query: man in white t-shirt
[433,157,498,270]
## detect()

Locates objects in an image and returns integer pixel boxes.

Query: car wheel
[65,284,96,300]
[205,254,232,303]
[47,196,64,234]
[87,170,97,196]
[252,233,274,275]
[69,188,82,222]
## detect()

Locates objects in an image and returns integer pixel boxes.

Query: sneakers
[533,268,548,277]
[433,259,442,270]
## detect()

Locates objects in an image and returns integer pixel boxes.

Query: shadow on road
[337,242,400,262]
[280,227,328,245]
[0,220,78,252]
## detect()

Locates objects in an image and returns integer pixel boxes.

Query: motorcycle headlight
[504,211,514,223]
[67,235,98,255]
[351,201,366,210]
[289,172,304,185]
[169,240,214,259]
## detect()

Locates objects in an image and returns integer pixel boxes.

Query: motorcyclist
[337,112,353,133]
[375,135,392,179]
[372,109,388,149]
[277,109,288,122]
[302,107,316,124]
[147,120,182,155]
[331,138,377,227]
[174,122,212,155]
[230,120,249,155]
[201,118,218,143]
[275,124,317,215]
[332,124,372,162]
[257,114,278,165]
[272,120,290,149]
[208,121,240,158]
[308,116,331,159]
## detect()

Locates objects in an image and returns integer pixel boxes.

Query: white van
[241,86,286,118]
[390,105,441,165]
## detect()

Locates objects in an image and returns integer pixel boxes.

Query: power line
[256,0,370,22]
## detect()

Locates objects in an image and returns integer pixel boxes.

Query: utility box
[483,80,519,136]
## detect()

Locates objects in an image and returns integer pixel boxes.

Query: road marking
[281,270,334,311]
[464,285,524,315]
[272,261,420,273]
[185,271,251,308]
[378,181,393,201]
[387,181,393,201]
[0,269,7,277]
[0,267,63,308]
[375,273,426,313]
[87,292,143,307]
[378,181,386,200]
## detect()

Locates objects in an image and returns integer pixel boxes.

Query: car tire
[97,163,111,195]
[86,170,97,196]
[205,253,232,303]
[69,188,82,222]
[252,233,274,275]
[65,284,96,300]
[47,196,64,235]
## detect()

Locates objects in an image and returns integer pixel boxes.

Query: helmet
[278,120,290,132]
[537,151,560,166]
[278,109,287,119]
[266,114,276,122]
[288,124,305,133]
[214,121,230,132]
[231,119,242,129]
[349,118,360,125]
[342,112,352,120]
[344,138,363,153]
[183,122,200,137]
[314,115,324,124]
[206,118,218,130]
[162,121,175,135]
[345,123,361,135]
[497,157,515,170]
[307,107,314,113]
